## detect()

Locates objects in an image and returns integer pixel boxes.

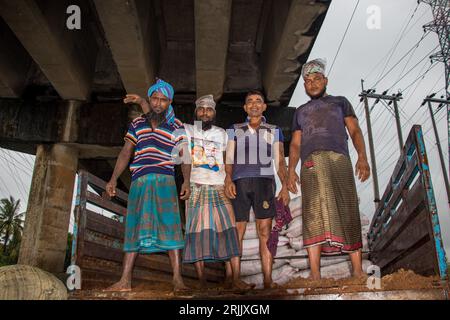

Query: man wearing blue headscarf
[105,79,191,292]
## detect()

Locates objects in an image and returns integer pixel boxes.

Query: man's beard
[197,118,216,131]
[196,116,215,131]
[202,120,214,131]
[308,87,327,99]
[144,109,167,127]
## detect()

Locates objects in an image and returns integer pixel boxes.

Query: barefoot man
[287,58,370,280]
[105,79,191,292]
[182,95,252,289]
[225,90,290,289]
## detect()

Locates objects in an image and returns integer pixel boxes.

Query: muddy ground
[70,268,448,300]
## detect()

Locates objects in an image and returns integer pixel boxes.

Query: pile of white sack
[240,196,373,288]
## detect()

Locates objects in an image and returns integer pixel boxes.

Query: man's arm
[106,140,135,197]
[225,140,236,199]
[274,141,290,205]
[179,143,191,200]
[123,94,150,114]
[287,130,302,194]
[345,116,370,182]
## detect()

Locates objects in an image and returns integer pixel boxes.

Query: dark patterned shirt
[292,95,356,163]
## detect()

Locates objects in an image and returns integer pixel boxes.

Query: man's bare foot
[198,279,208,289]
[264,282,280,289]
[103,279,132,292]
[173,277,189,292]
[232,279,255,290]
[352,271,366,278]
[223,277,233,289]
[352,272,368,283]
[308,274,321,281]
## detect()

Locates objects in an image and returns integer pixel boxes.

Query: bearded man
[287,59,370,280]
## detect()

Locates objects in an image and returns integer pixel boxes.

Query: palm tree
[0,196,25,255]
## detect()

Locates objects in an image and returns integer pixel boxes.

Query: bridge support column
[18,144,78,273]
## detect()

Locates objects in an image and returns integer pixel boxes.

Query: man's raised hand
[123,94,144,105]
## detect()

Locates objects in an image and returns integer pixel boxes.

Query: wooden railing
[368,125,448,280]
[70,170,224,289]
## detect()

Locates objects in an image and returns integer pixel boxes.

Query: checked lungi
[301,150,362,255]
[123,174,184,253]
[183,183,241,263]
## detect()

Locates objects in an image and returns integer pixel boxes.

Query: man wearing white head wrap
[182,94,253,290]
[194,94,216,131]
[288,58,371,281]
[301,58,327,79]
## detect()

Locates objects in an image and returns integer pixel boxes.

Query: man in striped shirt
[105,79,191,292]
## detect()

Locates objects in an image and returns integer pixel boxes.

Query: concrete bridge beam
[261,0,328,105]
[194,0,232,100]
[0,0,98,100]
[94,0,159,103]
[0,18,32,97]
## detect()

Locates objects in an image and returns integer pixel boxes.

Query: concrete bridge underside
[0,0,330,274]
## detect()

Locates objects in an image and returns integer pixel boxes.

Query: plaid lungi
[301,151,362,255]
[183,183,241,263]
[124,174,184,253]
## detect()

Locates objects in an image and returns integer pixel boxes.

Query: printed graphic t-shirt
[185,124,227,185]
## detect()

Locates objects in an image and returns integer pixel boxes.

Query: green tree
[0,196,25,255]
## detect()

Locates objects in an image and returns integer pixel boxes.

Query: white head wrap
[302,58,327,78]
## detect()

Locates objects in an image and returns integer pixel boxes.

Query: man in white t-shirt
[183,95,253,290]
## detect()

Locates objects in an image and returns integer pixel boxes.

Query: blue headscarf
[147,79,175,125]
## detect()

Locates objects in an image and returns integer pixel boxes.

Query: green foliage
[0,196,24,265]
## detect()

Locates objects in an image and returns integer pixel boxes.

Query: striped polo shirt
[124,116,187,181]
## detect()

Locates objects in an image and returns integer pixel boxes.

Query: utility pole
[360,80,380,208]
[419,0,450,184]
[422,94,450,204]
[362,90,404,153]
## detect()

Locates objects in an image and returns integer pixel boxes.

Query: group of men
[105,58,370,292]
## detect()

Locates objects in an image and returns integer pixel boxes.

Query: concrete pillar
[61,100,81,143]
[18,144,78,273]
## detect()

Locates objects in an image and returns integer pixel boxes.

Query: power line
[327,0,360,77]
[362,5,430,85]
[394,40,423,86]
[401,76,445,128]
[387,54,438,92]
[373,3,421,87]
[373,40,437,90]
[401,62,438,93]
[0,150,32,199]
[0,151,33,176]
[401,62,439,109]
[0,160,27,200]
